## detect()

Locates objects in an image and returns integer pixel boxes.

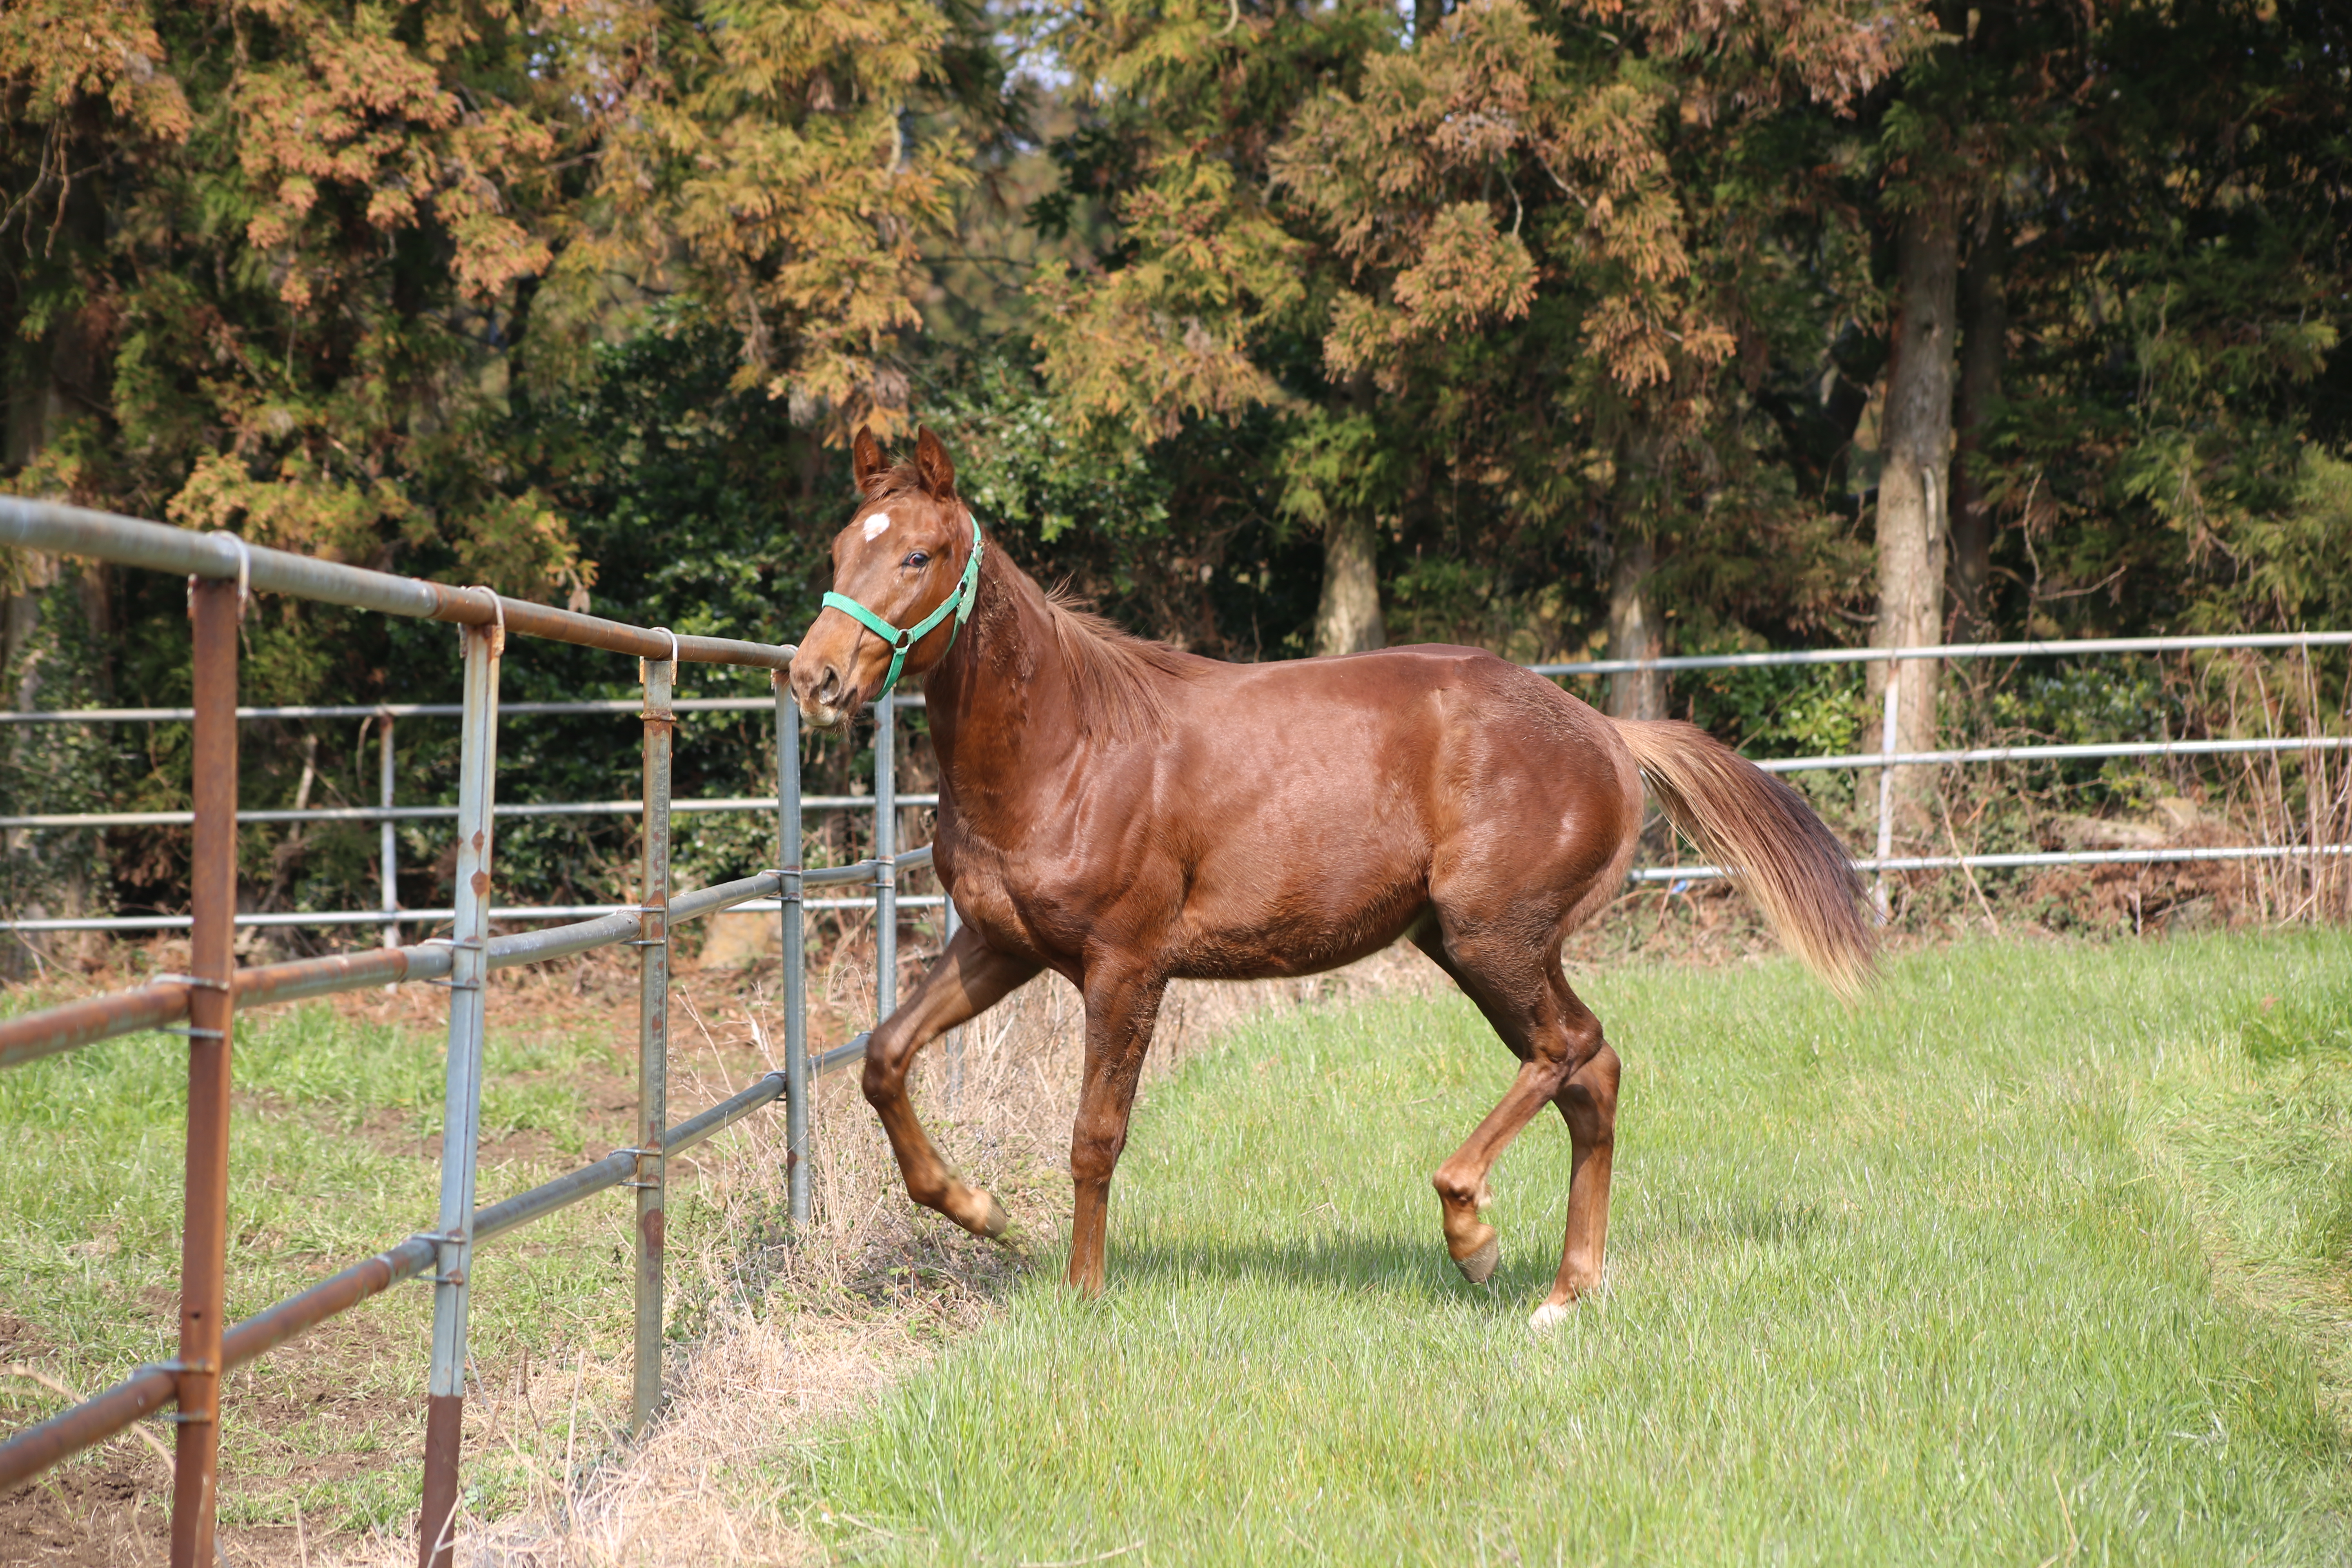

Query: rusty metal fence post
[167,572,241,1568]
[419,609,503,1568]
[774,675,810,1225]
[632,641,675,1435]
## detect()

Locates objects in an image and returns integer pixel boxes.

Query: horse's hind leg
[863,924,1041,1238]
[1411,920,1606,1290]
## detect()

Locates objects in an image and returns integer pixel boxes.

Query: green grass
[802,931,2352,1564]
[0,1000,644,1532]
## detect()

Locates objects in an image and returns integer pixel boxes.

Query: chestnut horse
[788,428,1873,1327]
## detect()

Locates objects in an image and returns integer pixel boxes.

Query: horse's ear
[914,426,957,501]
[852,428,888,496]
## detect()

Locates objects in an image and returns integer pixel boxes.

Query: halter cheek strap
[821,511,985,699]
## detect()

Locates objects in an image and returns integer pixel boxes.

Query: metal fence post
[632,646,674,1436]
[773,675,809,1225]
[874,693,896,1023]
[379,712,399,949]
[1875,665,1900,921]
[167,574,240,1568]
[419,612,502,1568]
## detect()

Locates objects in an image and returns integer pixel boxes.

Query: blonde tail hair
[1613,719,1878,1000]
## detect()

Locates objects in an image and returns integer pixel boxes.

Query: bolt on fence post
[167,574,240,1568]
[379,713,399,949]
[874,693,896,1023]
[632,648,675,1437]
[419,613,502,1568]
[1875,666,1900,922]
[773,674,809,1225]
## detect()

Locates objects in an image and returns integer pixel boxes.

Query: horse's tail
[1611,718,1878,1000]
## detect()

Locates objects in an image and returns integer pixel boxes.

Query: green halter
[820,510,984,699]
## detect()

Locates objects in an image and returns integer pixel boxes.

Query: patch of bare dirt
[0,1452,170,1568]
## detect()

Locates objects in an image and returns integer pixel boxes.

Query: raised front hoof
[1452,1232,1500,1285]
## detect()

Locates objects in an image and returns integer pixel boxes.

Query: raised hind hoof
[970,1191,1011,1241]
[1453,1234,1500,1285]
[1528,1301,1573,1332]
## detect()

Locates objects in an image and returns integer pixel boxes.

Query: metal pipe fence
[0,693,939,935]
[0,497,915,1567]
[7,631,2345,931]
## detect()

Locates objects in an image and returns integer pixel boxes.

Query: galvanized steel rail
[0,496,917,1567]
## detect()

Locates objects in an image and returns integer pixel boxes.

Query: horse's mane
[862,460,1202,735]
[1038,582,1204,738]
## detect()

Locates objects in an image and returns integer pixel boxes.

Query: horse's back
[1129,642,1641,977]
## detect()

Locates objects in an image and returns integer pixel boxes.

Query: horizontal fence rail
[0,796,936,830]
[0,852,932,1071]
[0,1031,883,1496]
[1634,844,2352,884]
[1526,629,2352,677]
[0,494,929,1566]
[8,637,2345,928]
[0,497,795,668]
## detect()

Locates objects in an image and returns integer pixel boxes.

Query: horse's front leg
[1067,966,1169,1294]
[862,924,1041,1238]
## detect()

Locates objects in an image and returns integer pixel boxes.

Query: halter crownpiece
[821,509,985,699]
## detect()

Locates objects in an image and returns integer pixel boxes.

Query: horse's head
[789,425,982,729]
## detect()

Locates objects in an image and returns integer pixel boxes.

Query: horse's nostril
[815,666,842,704]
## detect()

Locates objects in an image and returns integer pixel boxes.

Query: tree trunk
[2,334,112,974]
[1607,532,1667,721]
[1605,421,1667,721]
[1871,196,1959,818]
[1947,205,2006,639]
[1313,510,1387,657]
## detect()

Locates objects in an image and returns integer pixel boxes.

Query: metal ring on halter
[463,585,507,657]
[189,532,254,619]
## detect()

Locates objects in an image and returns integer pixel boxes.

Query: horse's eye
[903,551,930,569]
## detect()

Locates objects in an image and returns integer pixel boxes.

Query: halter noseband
[820,510,984,699]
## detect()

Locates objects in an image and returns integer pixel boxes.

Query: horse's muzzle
[788,647,858,730]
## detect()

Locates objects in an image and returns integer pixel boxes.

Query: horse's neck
[920,556,1085,812]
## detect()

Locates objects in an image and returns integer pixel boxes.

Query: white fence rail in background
[7,634,2347,934]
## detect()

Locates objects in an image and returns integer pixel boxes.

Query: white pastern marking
[1528,1301,1572,1332]
[862,512,893,541]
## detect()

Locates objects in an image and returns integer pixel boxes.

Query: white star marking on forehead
[862,511,893,541]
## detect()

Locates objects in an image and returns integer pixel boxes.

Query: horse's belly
[1162,847,1430,980]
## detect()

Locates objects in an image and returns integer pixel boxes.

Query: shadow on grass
[1088,1227,1561,1313]
[1074,1194,1838,1314]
